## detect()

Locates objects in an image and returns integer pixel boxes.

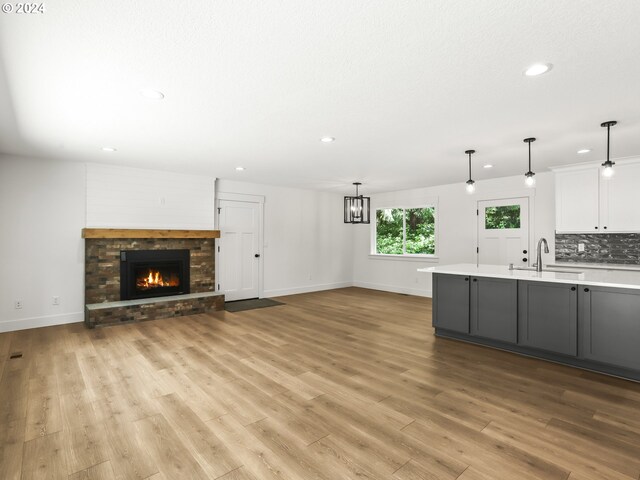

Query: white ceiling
[1,0,639,193]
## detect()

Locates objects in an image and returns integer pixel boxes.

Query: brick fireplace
[83,229,224,327]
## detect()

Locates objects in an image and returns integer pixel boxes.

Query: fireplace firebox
[120,249,190,300]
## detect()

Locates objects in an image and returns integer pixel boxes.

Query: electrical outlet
[578,243,585,252]
[14,300,23,309]
[52,296,60,305]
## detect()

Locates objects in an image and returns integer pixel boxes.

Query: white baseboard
[353,281,432,298]
[0,311,84,333]
[263,281,353,298]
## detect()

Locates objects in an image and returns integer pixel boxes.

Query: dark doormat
[224,298,284,312]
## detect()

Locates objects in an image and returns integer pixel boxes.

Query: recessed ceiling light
[483,164,493,169]
[524,63,552,76]
[577,149,591,154]
[320,136,335,143]
[235,166,245,171]
[140,89,165,100]
[101,147,117,152]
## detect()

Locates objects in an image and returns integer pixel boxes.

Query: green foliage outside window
[376,207,435,255]
[485,205,521,229]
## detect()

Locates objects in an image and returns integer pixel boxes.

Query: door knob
[523,250,527,254]
[571,287,576,291]
[254,254,260,258]
[522,258,528,262]
[584,287,590,292]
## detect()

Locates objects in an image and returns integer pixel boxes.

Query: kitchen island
[419,264,640,382]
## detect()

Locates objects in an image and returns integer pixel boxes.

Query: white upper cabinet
[554,165,600,233]
[553,158,640,233]
[600,161,640,232]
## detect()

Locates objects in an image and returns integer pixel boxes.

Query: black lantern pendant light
[523,137,536,187]
[465,150,476,194]
[601,120,617,178]
[344,182,370,224]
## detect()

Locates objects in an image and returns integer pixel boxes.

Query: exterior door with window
[218,199,262,301]
[478,198,529,266]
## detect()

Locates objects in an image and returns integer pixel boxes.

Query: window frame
[370,201,439,259]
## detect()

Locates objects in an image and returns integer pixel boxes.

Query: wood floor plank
[21,431,67,480]
[0,366,29,425]
[0,418,25,480]
[63,423,109,476]
[206,414,296,480]
[215,466,258,480]
[102,418,158,480]
[68,460,116,480]
[134,414,209,480]
[54,352,86,394]
[155,393,241,478]
[24,374,62,442]
[245,417,333,480]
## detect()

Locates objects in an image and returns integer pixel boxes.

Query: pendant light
[344,182,370,224]
[601,121,617,178]
[465,150,476,194]
[523,137,536,187]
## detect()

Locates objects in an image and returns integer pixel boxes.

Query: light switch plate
[578,243,585,252]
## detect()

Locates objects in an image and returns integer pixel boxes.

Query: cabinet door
[555,167,600,233]
[470,276,517,343]
[579,285,640,370]
[518,281,577,356]
[600,161,640,232]
[432,273,469,333]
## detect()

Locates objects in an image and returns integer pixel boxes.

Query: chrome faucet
[535,237,549,272]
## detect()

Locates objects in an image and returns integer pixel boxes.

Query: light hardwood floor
[1,287,640,479]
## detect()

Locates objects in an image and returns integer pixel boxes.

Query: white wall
[86,163,215,229]
[0,155,86,332]
[217,179,354,297]
[352,172,556,297]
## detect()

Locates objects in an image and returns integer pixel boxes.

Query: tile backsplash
[555,233,640,264]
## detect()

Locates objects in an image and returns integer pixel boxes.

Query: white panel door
[478,198,530,267]
[218,200,261,301]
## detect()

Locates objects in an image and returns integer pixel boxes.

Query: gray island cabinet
[470,276,517,343]
[432,274,469,333]
[579,285,640,371]
[428,266,640,382]
[518,281,577,356]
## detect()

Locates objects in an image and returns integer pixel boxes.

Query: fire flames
[136,269,180,290]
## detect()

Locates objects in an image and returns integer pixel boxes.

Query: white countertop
[549,262,640,272]
[417,263,640,290]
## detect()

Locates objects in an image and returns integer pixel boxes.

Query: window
[375,206,436,255]
[485,205,521,229]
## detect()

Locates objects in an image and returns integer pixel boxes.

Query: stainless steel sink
[541,268,583,274]
[510,265,583,274]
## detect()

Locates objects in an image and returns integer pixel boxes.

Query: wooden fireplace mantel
[82,228,221,239]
